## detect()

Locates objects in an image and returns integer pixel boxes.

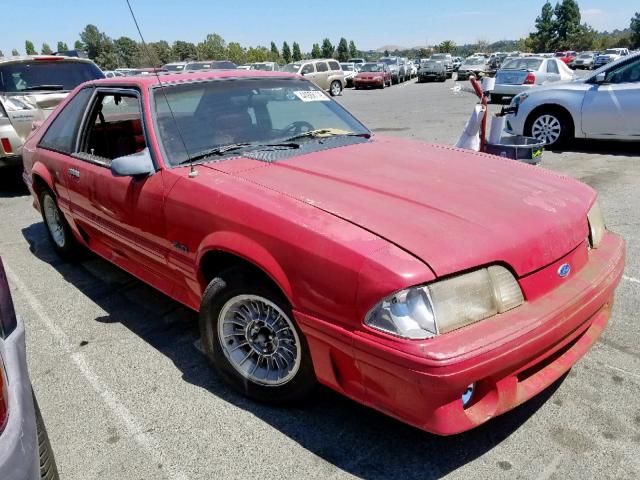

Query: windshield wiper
[281,128,370,143]
[184,143,255,164]
[22,85,64,91]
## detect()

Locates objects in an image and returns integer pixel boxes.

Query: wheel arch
[30,162,56,206]
[524,103,576,139]
[196,232,294,306]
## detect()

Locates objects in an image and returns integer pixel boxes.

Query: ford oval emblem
[558,263,571,278]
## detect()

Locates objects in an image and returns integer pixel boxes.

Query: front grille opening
[517,331,584,383]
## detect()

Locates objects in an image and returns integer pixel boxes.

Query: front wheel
[527,110,571,148]
[199,268,316,404]
[329,80,342,96]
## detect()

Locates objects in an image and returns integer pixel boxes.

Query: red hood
[210,136,594,277]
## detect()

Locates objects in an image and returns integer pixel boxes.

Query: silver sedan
[491,57,575,104]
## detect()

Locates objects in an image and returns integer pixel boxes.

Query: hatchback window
[39,88,93,154]
[328,61,340,71]
[0,61,103,93]
[315,62,328,72]
[81,93,146,162]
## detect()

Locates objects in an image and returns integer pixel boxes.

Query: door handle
[68,168,80,179]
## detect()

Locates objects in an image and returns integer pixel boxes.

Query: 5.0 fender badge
[558,263,571,278]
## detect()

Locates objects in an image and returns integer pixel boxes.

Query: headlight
[587,200,605,248]
[365,265,524,339]
[511,92,528,107]
[374,76,383,81]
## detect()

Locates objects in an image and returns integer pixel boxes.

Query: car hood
[220,137,593,278]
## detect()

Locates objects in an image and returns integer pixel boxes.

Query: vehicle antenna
[125,0,197,178]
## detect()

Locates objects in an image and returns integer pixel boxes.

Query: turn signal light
[524,73,536,85]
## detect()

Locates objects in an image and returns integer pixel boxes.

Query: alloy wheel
[43,194,66,248]
[531,114,562,145]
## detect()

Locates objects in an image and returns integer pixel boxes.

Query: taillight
[0,259,17,338]
[1,138,12,154]
[524,73,536,85]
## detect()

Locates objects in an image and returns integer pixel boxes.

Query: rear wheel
[34,395,59,480]
[526,109,572,148]
[199,268,316,404]
[39,188,82,260]
[329,80,342,96]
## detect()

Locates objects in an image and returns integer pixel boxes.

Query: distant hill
[375,45,408,53]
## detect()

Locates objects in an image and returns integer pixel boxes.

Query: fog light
[461,383,475,408]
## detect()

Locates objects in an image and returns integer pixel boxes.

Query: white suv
[504,52,640,147]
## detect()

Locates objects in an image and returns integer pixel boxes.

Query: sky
[1,0,637,56]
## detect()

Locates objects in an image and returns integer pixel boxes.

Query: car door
[63,87,171,281]
[314,61,330,89]
[300,63,316,83]
[581,56,640,138]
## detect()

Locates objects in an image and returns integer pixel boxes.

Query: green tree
[555,0,581,47]
[0,50,3,57]
[25,40,36,55]
[270,41,280,61]
[384,49,389,57]
[80,24,109,59]
[227,42,246,65]
[567,24,597,51]
[74,40,84,51]
[348,40,358,58]
[95,39,118,69]
[11,49,19,56]
[171,41,197,61]
[114,36,139,67]
[56,41,68,52]
[282,41,291,63]
[311,43,321,58]
[528,1,556,52]
[631,12,640,49]
[292,42,302,61]
[321,38,334,58]
[197,33,226,60]
[438,40,456,53]
[149,40,172,64]
[337,38,349,61]
[41,43,53,55]
[246,46,270,63]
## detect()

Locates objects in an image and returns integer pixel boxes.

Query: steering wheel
[281,121,314,137]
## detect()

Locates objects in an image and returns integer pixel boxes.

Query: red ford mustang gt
[21,70,624,435]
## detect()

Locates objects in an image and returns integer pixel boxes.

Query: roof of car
[83,69,299,88]
[0,55,95,65]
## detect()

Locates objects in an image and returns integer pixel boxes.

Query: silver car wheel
[43,194,66,248]
[218,294,301,386]
[330,81,341,96]
[531,114,562,145]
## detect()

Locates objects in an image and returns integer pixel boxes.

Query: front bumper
[297,232,625,435]
[0,317,39,480]
[354,78,385,88]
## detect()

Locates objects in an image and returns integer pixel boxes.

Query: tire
[490,94,503,104]
[439,76,446,82]
[34,395,60,480]
[199,267,316,404]
[38,188,83,260]
[380,79,385,89]
[526,108,572,148]
[329,80,342,97]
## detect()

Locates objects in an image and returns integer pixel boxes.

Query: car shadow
[0,166,28,198]
[547,139,640,157]
[22,222,566,479]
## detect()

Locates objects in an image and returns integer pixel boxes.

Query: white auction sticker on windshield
[293,90,330,102]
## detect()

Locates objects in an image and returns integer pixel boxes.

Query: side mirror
[111,148,155,178]
[594,72,606,84]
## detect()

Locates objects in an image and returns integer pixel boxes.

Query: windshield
[422,61,441,68]
[501,58,543,70]
[186,61,236,71]
[164,64,184,71]
[153,78,369,166]
[252,63,272,71]
[360,64,383,72]
[431,54,449,60]
[578,54,593,59]
[0,60,104,93]
[378,58,395,65]
[282,64,301,73]
[604,49,620,55]
[462,58,485,67]
[340,64,354,71]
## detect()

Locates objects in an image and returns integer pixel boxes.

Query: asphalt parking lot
[1,76,639,480]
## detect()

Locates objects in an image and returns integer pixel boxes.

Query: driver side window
[605,58,640,84]
[80,92,146,165]
[301,64,314,75]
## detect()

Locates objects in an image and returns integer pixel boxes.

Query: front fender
[196,230,293,301]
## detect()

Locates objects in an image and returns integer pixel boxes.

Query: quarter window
[39,88,93,154]
[328,61,340,71]
[315,62,329,73]
[547,60,559,74]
